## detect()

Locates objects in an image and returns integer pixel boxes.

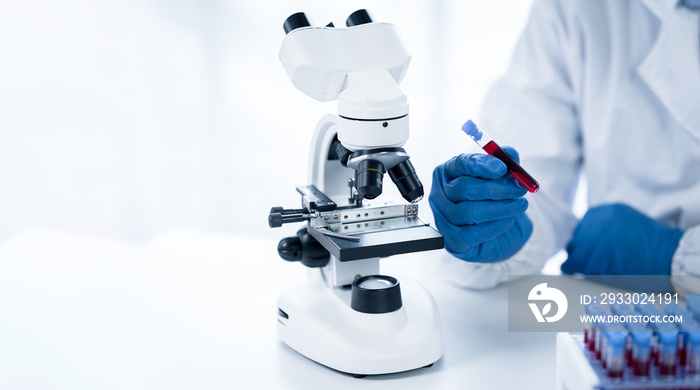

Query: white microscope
[268,9,443,377]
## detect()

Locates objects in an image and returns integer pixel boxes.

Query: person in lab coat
[429,0,700,289]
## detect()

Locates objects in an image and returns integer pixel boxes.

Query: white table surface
[0,229,556,389]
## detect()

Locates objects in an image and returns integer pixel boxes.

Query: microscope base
[276,272,442,376]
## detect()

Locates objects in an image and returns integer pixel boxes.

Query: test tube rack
[556,294,700,390]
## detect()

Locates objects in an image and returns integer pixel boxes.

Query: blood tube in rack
[631,331,652,377]
[604,332,627,379]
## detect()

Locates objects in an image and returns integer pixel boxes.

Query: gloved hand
[429,146,533,263]
[561,204,684,275]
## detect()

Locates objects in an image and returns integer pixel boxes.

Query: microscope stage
[309,223,444,262]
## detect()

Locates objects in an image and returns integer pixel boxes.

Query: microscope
[268,9,444,377]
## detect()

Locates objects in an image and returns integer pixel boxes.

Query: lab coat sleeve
[671,226,700,275]
[440,0,582,289]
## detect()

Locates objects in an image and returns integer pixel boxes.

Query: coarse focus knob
[276,227,330,267]
[277,236,302,261]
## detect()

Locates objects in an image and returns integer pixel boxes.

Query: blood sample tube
[585,304,606,351]
[636,305,662,364]
[631,331,653,377]
[687,330,700,376]
[626,323,651,355]
[461,120,540,193]
[601,330,609,368]
[679,319,700,366]
[624,325,636,368]
[650,332,660,366]
[607,306,633,365]
[657,329,679,376]
[595,324,607,360]
[605,332,627,379]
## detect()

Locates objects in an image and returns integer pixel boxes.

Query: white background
[0,0,536,243]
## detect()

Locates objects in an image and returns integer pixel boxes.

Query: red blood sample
[633,359,650,377]
[482,141,540,193]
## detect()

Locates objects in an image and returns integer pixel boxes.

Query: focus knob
[276,228,330,267]
[277,236,302,261]
[268,212,283,228]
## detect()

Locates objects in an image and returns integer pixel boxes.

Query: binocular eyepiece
[283,9,374,34]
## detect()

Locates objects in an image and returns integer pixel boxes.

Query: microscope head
[279,9,410,102]
[279,10,423,203]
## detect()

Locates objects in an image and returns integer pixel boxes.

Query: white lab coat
[440,0,700,289]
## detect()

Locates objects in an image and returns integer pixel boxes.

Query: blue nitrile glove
[429,146,533,263]
[562,204,684,275]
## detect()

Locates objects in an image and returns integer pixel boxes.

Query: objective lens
[388,159,424,203]
[356,159,384,200]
